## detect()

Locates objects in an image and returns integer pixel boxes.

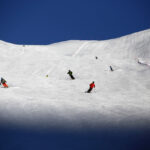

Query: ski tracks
[72,41,89,57]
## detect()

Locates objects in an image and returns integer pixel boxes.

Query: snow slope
[0,29,150,130]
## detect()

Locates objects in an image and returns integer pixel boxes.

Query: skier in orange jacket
[0,77,8,88]
[86,81,95,93]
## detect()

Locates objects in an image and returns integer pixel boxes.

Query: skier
[0,77,8,88]
[137,59,142,64]
[110,66,114,71]
[67,70,75,80]
[86,81,95,93]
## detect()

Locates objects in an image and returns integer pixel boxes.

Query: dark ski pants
[87,87,93,93]
[70,75,75,80]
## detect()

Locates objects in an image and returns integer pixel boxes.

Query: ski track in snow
[72,41,89,57]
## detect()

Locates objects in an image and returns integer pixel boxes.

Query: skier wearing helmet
[86,81,95,93]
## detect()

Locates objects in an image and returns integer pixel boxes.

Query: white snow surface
[0,29,150,130]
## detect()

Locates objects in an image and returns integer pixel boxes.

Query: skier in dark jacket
[86,81,95,93]
[67,70,75,80]
[110,66,114,71]
[0,77,8,88]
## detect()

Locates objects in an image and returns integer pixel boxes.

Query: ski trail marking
[34,42,89,77]
[72,41,89,57]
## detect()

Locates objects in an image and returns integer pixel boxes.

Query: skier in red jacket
[86,81,95,93]
[0,77,8,88]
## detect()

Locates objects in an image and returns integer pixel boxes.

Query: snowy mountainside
[0,29,150,130]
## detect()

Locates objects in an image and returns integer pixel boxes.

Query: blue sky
[0,0,150,44]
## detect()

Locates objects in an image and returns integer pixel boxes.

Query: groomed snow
[0,29,150,130]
